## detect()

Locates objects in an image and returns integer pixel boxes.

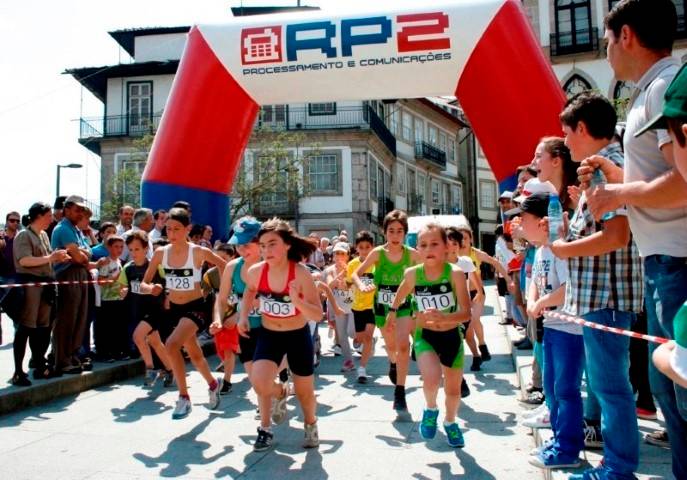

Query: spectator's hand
[568,185,581,206]
[527,299,544,319]
[151,284,164,296]
[360,283,376,293]
[50,249,70,264]
[586,183,622,221]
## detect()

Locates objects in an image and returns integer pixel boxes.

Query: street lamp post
[56,163,83,197]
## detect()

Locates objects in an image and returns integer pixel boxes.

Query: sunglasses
[7,219,19,223]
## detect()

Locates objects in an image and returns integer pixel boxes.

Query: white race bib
[377,287,396,306]
[414,292,455,312]
[361,275,375,287]
[166,275,194,292]
[130,281,142,295]
[259,296,297,318]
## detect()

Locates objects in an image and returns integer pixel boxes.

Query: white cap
[512,179,557,205]
[498,190,514,200]
[332,242,350,254]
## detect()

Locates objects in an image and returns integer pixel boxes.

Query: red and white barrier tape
[0,279,115,289]
[544,311,669,345]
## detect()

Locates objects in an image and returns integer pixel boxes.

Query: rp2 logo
[240,12,450,65]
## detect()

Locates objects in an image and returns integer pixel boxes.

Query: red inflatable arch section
[142,0,565,238]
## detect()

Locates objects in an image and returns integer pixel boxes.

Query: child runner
[388,223,471,447]
[119,231,174,387]
[141,207,227,420]
[238,218,323,452]
[96,236,125,361]
[347,230,376,384]
[211,218,262,396]
[204,243,238,394]
[352,210,420,412]
[325,242,355,373]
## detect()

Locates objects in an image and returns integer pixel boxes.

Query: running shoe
[208,379,222,410]
[568,466,608,480]
[353,341,363,355]
[161,369,174,388]
[478,344,491,361]
[521,404,548,420]
[529,437,555,456]
[525,384,543,394]
[143,369,157,388]
[302,422,320,448]
[330,344,343,356]
[583,422,604,449]
[644,429,669,448]
[636,407,658,420]
[388,362,397,385]
[220,381,233,396]
[520,410,550,429]
[172,397,192,419]
[443,422,465,448]
[419,408,439,439]
[271,384,289,424]
[393,388,408,411]
[461,378,471,398]
[341,359,355,372]
[357,366,368,384]
[527,447,581,469]
[253,427,274,452]
[470,356,482,372]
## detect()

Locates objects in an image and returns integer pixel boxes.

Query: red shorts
[214,325,240,360]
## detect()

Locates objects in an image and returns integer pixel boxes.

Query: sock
[444,420,457,427]
[394,385,405,395]
[208,379,218,390]
[425,406,439,412]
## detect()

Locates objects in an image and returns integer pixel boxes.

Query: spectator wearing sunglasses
[0,211,22,278]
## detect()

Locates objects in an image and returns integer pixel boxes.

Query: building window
[414,118,424,144]
[308,103,336,115]
[127,82,152,135]
[307,154,340,195]
[553,1,593,55]
[428,125,438,146]
[431,180,440,205]
[417,172,427,209]
[479,179,497,210]
[389,109,398,136]
[260,105,287,125]
[438,132,447,155]
[563,74,592,97]
[369,157,378,199]
[451,184,463,213]
[397,163,406,194]
[402,112,413,143]
[257,156,290,208]
[448,139,456,164]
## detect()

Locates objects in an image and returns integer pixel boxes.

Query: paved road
[0,287,543,479]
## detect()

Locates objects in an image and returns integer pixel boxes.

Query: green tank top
[413,263,457,314]
[373,245,413,309]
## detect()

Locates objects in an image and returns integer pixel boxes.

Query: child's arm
[551,215,630,259]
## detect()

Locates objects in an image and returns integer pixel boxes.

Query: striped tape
[544,311,669,345]
[0,279,116,289]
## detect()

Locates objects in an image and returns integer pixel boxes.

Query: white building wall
[105,75,174,116]
[134,34,187,62]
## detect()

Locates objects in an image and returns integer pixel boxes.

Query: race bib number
[361,275,375,287]
[259,296,297,318]
[166,275,194,291]
[130,281,142,295]
[414,283,455,312]
[377,286,397,306]
[334,288,353,305]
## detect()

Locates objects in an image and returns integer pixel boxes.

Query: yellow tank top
[347,256,375,311]
[470,247,482,277]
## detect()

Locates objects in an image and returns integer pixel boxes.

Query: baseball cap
[505,192,550,218]
[498,191,514,201]
[332,242,350,254]
[509,179,557,208]
[635,62,687,137]
[228,217,261,245]
[64,195,87,208]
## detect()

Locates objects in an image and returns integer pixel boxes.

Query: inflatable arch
[142,0,566,238]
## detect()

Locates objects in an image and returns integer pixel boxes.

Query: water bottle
[548,193,563,244]
[588,168,613,221]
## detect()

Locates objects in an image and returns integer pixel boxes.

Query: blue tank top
[232,257,262,329]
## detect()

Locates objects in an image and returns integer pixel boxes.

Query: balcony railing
[550,27,599,56]
[415,141,447,169]
[80,114,163,139]
[251,196,298,218]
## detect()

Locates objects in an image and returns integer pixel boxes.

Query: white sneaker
[303,421,320,448]
[357,366,368,384]
[208,379,221,410]
[271,384,288,424]
[521,410,551,429]
[521,403,548,420]
[172,397,192,419]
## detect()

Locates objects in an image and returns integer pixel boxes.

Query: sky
[0,0,421,222]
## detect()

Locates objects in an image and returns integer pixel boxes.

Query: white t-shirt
[532,246,580,335]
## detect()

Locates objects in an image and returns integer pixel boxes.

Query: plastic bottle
[588,168,613,221]
[548,193,563,244]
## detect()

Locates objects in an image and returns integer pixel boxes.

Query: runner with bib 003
[352,210,420,412]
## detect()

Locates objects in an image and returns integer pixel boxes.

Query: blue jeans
[582,309,639,479]
[543,328,584,457]
[644,255,687,480]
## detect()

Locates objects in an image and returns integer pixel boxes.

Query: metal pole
[56,165,61,198]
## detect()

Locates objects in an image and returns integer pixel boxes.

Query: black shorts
[238,327,262,364]
[414,327,464,369]
[353,309,375,333]
[254,325,314,376]
[168,298,207,331]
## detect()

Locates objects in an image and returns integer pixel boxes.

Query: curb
[0,338,217,416]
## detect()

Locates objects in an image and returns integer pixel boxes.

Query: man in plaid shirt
[551,92,643,480]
